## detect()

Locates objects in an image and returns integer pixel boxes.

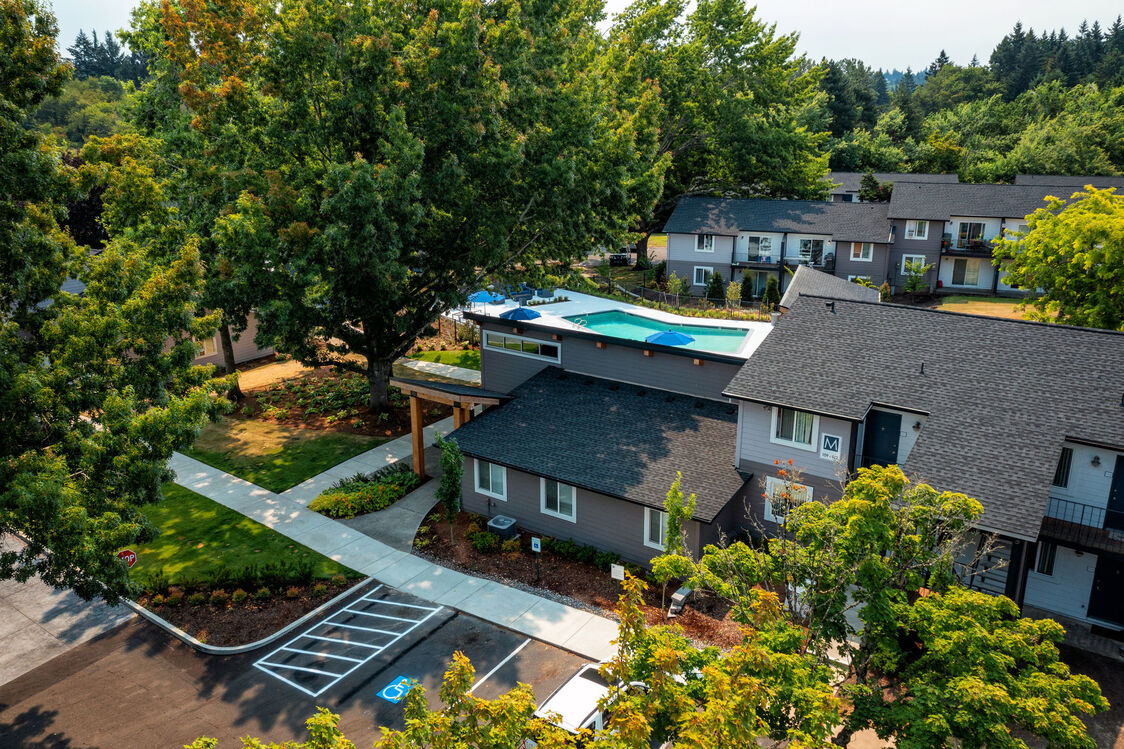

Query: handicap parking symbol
[378,675,415,704]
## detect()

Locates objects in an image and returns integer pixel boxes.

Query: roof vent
[636,389,647,397]
[557,373,569,380]
[826,301,836,313]
[665,395,676,402]
[609,384,619,391]
[694,400,705,409]
[584,378,595,386]
[920,361,925,375]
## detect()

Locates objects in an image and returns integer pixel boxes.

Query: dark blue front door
[1108,456,1124,532]
[862,410,901,468]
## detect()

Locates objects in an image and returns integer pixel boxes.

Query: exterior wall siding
[192,313,274,368]
[667,232,735,293]
[834,242,892,286]
[1047,444,1122,512]
[937,255,996,292]
[460,460,702,566]
[1024,544,1098,621]
[737,402,853,482]
[479,324,556,393]
[888,219,943,293]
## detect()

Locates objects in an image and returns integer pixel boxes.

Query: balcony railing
[732,251,778,265]
[1040,496,1124,555]
[942,233,994,253]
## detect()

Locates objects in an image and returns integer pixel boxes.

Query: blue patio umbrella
[468,290,501,304]
[645,329,695,346]
[499,306,542,321]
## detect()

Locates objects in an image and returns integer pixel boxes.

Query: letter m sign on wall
[820,434,842,461]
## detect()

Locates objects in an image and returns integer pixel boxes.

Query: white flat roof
[465,289,772,359]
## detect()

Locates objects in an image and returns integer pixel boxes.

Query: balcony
[942,234,994,257]
[1039,497,1124,556]
[732,251,779,267]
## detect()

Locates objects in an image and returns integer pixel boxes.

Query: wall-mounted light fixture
[1092,455,1101,467]
[913,421,922,431]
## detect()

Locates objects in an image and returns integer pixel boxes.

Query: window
[745,235,773,259]
[541,479,576,522]
[957,221,986,247]
[763,475,812,524]
[483,332,560,363]
[797,239,824,264]
[900,254,928,274]
[692,266,713,286]
[951,257,980,286]
[905,220,928,240]
[475,459,507,500]
[644,508,667,550]
[696,234,715,252]
[194,336,218,357]
[771,407,817,449]
[1052,447,1073,488]
[850,242,873,262]
[1035,541,1057,576]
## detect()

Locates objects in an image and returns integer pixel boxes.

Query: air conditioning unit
[487,515,518,540]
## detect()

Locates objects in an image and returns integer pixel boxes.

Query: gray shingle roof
[779,266,881,309]
[451,367,746,523]
[829,172,959,194]
[887,183,1075,221]
[723,296,1124,541]
[1014,174,1124,189]
[663,197,892,243]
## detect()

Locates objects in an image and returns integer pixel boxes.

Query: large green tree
[0,0,225,602]
[994,186,1124,330]
[150,0,663,410]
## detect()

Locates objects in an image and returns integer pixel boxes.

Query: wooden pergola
[389,377,510,478]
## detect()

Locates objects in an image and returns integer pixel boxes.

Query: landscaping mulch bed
[137,578,364,647]
[417,511,743,649]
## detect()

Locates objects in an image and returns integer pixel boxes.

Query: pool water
[564,310,750,353]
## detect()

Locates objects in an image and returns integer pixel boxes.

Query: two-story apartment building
[828,171,958,202]
[663,199,893,296]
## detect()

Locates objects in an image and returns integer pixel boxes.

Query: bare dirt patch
[417,511,743,649]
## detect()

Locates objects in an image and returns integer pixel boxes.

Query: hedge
[309,463,422,519]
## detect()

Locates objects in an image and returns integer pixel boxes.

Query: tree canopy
[0,0,226,602]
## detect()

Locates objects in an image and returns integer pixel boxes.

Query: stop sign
[117,549,137,568]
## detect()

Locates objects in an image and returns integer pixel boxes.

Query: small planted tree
[704,271,725,304]
[725,279,742,308]
[878,280,891,301]
[903,258,934,294]
[665,270,686,298]
[434,434,463,543]
[650,472,696,614]
[762,276,781,311]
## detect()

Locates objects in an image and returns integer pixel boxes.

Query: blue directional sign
[378,675,415,704]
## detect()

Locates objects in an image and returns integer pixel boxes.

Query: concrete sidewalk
[169,423,618,662]
[397,357,481,384]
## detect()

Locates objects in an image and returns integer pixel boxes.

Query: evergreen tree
[872,69,890,108]
[821,60,858,137]
[926,49,951,77]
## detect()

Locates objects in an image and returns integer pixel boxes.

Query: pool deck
[465,290,772,359]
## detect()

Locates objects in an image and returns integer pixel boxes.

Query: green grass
[184,418,382,492]
[408,349,481,370]
[129,484,358,584]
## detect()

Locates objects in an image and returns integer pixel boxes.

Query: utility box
[487,515,518,540]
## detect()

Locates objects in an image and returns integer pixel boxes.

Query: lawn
[408,348,481,370]
[184,418,382,492]
[934,295,1037,321]
[130,484,358,584]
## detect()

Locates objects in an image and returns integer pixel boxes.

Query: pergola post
[409,394,425,477]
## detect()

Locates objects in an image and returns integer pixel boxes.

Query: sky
[50,0,1123,72]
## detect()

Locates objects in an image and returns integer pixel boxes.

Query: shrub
[501,538,522,555]
[285,586,301,599]
[152,594,165,606]
[188,592,207,606]
[331,574,347,587]
[240,405,254,417]
[312,583,328,596]
[209,590,230,606]
[471,531,501,553]
[414,536,432,550]
[231,588,249,604]
[464,521,483,538]
[310,463,422,519]
[762,276,780,311]
[254,587,271,601]
[165,593,182,607]
[879,280,891,301]
[142,570,170,595]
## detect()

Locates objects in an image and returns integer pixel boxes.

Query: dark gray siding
[479,321,744,401]
[888,219,943,293]
[833,242,892,286]
[699,480,755,548]
[735,457,843,538]
[666,260,734,295]
[461,460,703,566]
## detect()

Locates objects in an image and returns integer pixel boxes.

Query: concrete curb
[123,576,378,655]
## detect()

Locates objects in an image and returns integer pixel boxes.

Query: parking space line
[469,638,532,694]
[254,590,446,697]
[281,647,364,663]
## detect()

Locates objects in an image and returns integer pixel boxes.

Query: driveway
[0,580,587,747]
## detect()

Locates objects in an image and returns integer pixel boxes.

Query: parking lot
[0,581,588,747]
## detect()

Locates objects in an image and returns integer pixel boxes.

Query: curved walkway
[168,422,618,662]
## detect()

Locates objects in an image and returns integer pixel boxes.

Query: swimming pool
[564,310,750,354]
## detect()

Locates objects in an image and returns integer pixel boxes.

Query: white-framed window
[746,235,773,258]
[957,221,986,247]
[483,331,560,363]
[797,239,825,264]
[474,459,507,500]
[848,275,872,283]
[540,478,576,522]
[194,336,218,357]
[904,220,928,240]
[1034,541,1057,576]
[692,266,714,286]
[900,254,928,274]
[644,508,667,550]
[850,242,873,262]
[770,407,818,451]
[696,234,715,252]
[763,475,813,524]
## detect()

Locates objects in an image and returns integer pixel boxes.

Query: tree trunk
[367,357,392,412]
[219,322,243,401]
[449,519,455,544]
